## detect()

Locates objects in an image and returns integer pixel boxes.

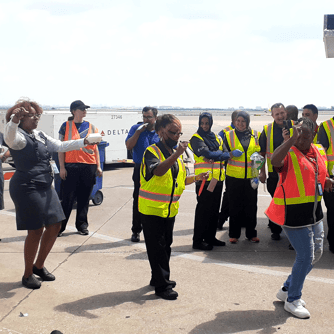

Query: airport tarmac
[1,114,334,334]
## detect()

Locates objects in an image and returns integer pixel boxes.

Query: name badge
[318,183,323,196]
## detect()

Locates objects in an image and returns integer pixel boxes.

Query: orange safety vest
[64,121,97,164]
[265,144,327,226]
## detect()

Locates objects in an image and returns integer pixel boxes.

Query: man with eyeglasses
[126,107,159,242]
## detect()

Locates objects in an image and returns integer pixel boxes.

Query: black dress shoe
[150,279,176,288]
[22,274,41,289]
[207,238,226,246]
[192,242,213,251]
[271,233,281,241]
[131,233,140,242]
[33,266,55,281]
[155,288,178,300]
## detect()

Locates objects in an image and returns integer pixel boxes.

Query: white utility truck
[0,109,142,164]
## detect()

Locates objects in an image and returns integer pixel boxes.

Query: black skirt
[9,173,65,230]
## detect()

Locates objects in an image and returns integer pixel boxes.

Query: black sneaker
[22,274,41,289]
[78,228,89,235]
[155,288,178,300]
[33,266,55,281]
[131,233,140,242]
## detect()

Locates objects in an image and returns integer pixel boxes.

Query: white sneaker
[284,299,310,319]
[276,287,306,306]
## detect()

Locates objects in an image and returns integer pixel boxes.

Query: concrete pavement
[1,162,334,334]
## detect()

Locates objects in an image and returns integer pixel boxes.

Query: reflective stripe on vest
[265,123,274,172]
[265,144,327,225]
[64,121,97,164]
[68,121,94,154]
[225,129,260,179]
[323,119,334,175]
[138,144,186,218]
[139,189,181,203]
[224,125,233,132]
[189,133,225,181]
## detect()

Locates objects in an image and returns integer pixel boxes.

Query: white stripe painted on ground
[2,211,332,285]
[87,229,334,285]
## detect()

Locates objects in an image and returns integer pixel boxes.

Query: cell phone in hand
[282,120,289,131]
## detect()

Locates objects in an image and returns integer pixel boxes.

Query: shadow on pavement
[54,286,156,319]
[0,281,22,299]
[189,302,290,334]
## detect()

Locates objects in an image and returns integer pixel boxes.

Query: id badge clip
[50,160,59,174]
[318,183,323,196]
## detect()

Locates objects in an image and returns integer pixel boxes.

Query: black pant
[141,213,175,293]
[267,174,283,235]
[323,189,334,249]
[193,181,223,246]
[131,164,142,234]
[60,163,96,233]
[226,176,257,239]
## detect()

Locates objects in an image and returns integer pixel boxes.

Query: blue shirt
[126,124,159,164]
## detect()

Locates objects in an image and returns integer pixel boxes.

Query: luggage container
[90,141,109,205]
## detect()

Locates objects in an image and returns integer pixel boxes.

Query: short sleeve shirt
[126,124,159,164]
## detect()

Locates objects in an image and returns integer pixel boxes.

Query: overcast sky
[1,0,334,108]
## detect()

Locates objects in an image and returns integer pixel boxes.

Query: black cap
[70,100,90,112]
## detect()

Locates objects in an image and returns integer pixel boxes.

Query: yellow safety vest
[224,125,233,133]
[322,119,334,175]
[188,133,225,182]
[264,122,294,173]
[138,144,186,218]
[313,123,322,144]
[225,129,260,179]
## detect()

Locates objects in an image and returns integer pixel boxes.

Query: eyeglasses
[26,113,42,119]
[168,130,183,137]
[143,115,153,120]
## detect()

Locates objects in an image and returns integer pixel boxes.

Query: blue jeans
[283,222,324,302]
